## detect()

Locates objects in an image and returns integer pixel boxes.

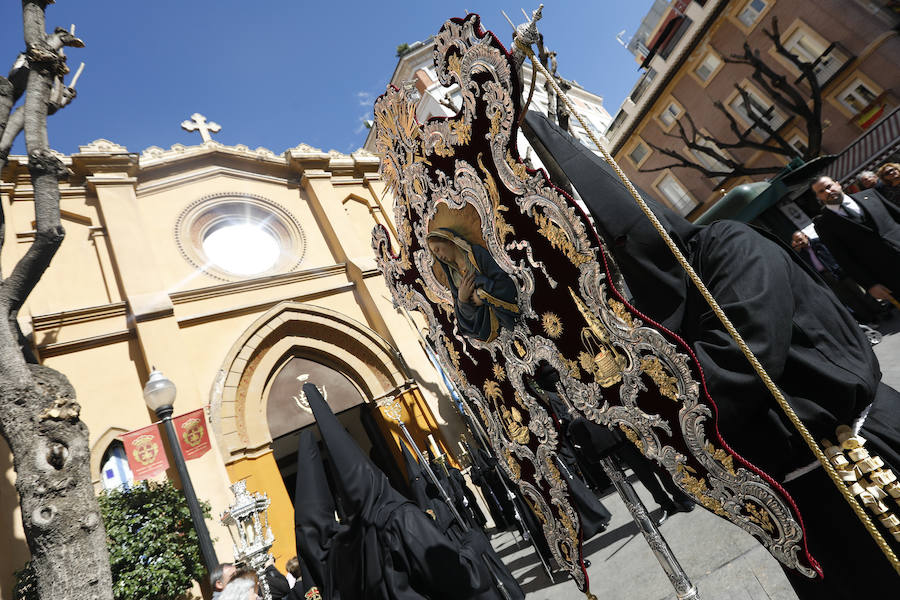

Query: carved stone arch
[90,426,129,486]
[209,301,408,463]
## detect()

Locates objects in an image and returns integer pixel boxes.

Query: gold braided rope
[516,39,900,575]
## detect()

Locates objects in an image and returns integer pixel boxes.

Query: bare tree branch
[0,3,115,598]
[647,14,824,180]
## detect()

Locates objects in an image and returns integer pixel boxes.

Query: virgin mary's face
[428,238,456,264]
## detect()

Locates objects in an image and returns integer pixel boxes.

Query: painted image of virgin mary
[426,228,519,342]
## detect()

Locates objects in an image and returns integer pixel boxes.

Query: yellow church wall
[0,141,467,598]
[5,185,123,318]
[225,452,295,572]
[133,171,341,296]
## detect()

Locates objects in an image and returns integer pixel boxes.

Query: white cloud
[353,112,371,135]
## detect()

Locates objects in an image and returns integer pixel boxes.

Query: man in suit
[811,175,900,301]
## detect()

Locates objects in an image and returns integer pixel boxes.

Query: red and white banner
[173,408,211,460]
[122,423,169,480]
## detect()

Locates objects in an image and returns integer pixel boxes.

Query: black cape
[304,384,500,600]
[523,112,900,598]
[399,443,525,600]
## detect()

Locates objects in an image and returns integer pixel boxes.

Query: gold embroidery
[607,298,634,328]
[534,211,591,267]
[477,153,514,243]
[447,53,462,78]
[558,353,580,378]
[505,150,529,181]
[493,363,507,382]
[676,464,728,518]
[640,356,679,401]
[501,405,530,445]
[745,502,775,534]
[571,289,625,387]
[707,443,736,477]
[513,339,527,358]
[489,109,502,139]
[542,312,563,338]
[483,380,502,402]
[443,337,460,370]
[618,423,644,452]
[432,137,454,158]
[505,450,521,479]
[450,119,471,145]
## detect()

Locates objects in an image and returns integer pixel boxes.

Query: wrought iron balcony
[795,42,852,88]
[630,68,657,103]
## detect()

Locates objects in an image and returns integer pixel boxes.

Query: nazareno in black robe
[399,443,525,600]
[522,111,900,598]
[292,429,338,600]
[302,383,505,600]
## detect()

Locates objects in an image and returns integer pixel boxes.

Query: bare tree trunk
[0,2,113,598]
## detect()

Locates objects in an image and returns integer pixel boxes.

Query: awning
[831,106,900,183]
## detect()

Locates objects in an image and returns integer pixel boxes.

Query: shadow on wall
[0,438,31,599]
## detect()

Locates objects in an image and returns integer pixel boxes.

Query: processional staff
[376,393,512,600]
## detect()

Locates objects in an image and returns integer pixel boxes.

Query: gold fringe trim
[821,425,900,543]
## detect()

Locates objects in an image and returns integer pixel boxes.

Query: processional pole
[377,396,512,600]
[507,7,701,598]
[390,302,558,580]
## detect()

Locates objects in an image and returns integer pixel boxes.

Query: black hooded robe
[523,111,900,597]
[303,384,503,600]
[400,444,525,600]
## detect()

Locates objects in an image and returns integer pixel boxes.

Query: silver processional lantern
[221,480,275,600]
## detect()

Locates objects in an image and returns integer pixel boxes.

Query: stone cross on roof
[181,113,221,142]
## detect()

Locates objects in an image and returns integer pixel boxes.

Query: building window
[628,141,650,166]
[176,192,307,282]
[657,173,697,216]
[202,222,281,276]
[100,441,133,490]
[737,0,768,27]
[658,100,683,128]
[837,78,879,115]
[689,138,731,181]
[787,133,808,156]
[728,87,786,132]
[783,29,826,65]
[694,52,722,83]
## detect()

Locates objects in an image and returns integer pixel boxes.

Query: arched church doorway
[267,356,410,514]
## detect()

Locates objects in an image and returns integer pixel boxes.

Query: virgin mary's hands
[458,270,477,304]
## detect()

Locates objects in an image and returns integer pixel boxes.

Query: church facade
[0,133,465,596]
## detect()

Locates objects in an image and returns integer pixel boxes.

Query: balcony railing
[629,68,657,103]
[794,42,852,89]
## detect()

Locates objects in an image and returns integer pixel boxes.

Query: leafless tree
[640,16,824,180]
[0,2,114,598]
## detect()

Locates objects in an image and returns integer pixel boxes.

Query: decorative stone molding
[78,139,128,154]
[139,140,282,167]
[208,302,407,463]
[174,191,307,283]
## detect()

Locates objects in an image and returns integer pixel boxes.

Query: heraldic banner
[173,408,211,460]
[122,423,169,480]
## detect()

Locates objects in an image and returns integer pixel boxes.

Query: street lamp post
[143,369,219,574]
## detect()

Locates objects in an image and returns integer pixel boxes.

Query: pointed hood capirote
[303,383,408,526]
[292,429,338,590]
[522,111,701,330]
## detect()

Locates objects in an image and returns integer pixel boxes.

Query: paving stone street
[491,312,900,600]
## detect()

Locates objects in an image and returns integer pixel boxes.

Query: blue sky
[0,1,654,156]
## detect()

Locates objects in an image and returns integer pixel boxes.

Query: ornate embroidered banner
[372,13,816,590]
